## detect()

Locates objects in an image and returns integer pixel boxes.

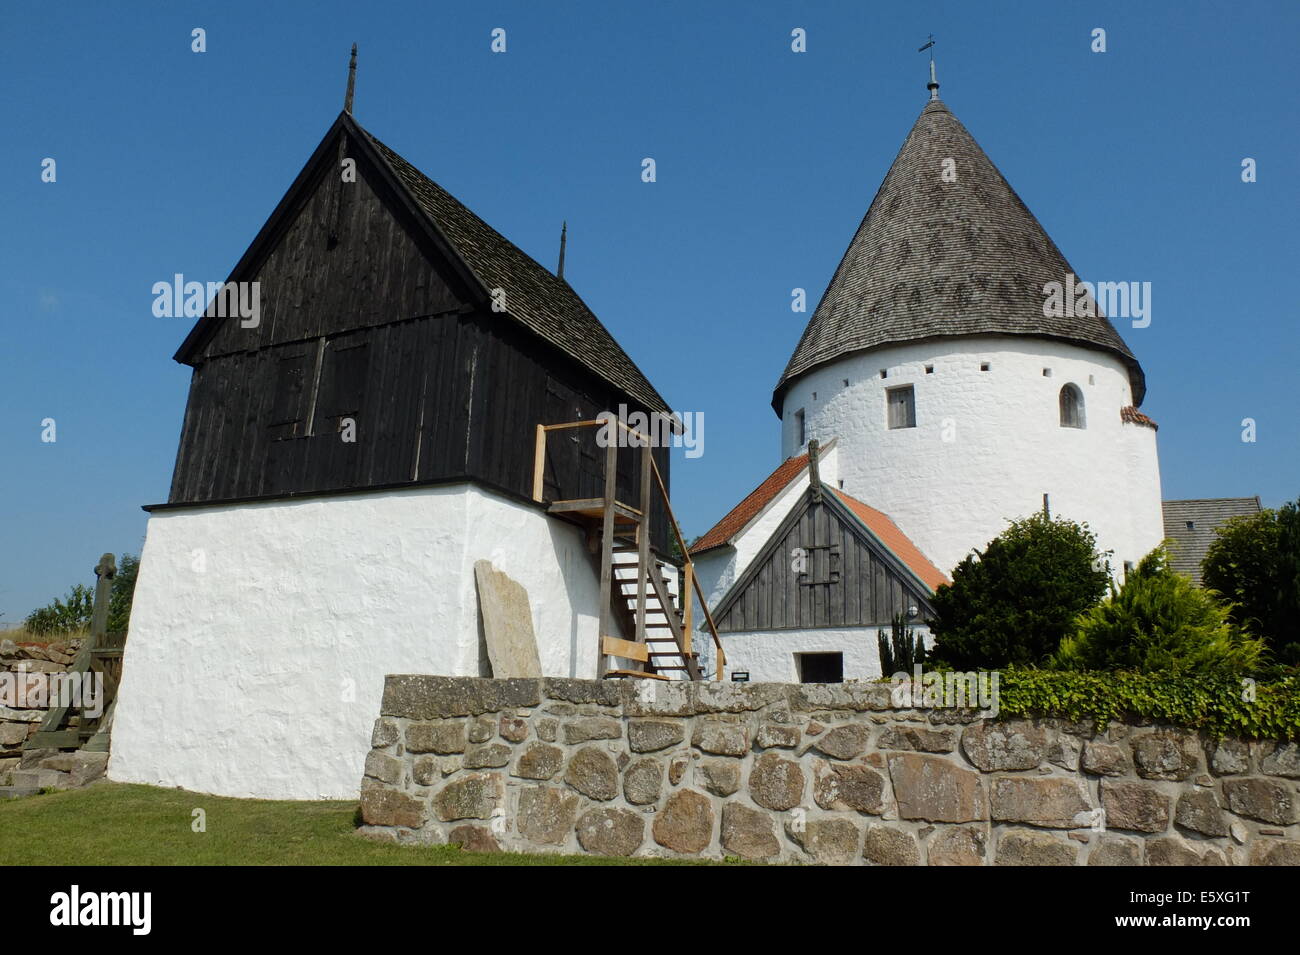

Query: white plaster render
[697,625,932,683]
[780,336,1163,578]
[109,484,606,800]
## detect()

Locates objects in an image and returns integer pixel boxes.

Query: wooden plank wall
[165,146,673,551]
[716,500,926,632]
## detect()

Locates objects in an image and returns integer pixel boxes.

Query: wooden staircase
[534,417,725,681]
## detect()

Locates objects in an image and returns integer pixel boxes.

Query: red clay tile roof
[690,454,949,593]
[832,490,950,592]
[1121,406,1158,431]
[690,452,810,555]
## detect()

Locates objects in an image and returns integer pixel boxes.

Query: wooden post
[90,553,116,640]
[532,425,546,501]
[596,438,618,678]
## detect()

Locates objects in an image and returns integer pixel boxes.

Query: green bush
[877,613,926,675]
[996,669,1300,740]
[928,512,1110,669]
[1202,498,1300,664]
[1054,548,1266,677]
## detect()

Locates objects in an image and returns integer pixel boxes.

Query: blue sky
[2,1,1297,622]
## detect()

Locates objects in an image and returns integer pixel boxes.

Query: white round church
[773,94,1163,579]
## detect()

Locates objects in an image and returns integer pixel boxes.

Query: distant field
[0,782,720,866]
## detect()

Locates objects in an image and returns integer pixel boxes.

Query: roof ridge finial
[557,221,567,280]
[344,43,358,115]
[918,34,939,100]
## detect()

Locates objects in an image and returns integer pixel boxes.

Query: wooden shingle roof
[775,98,1146,413]
[1162,497,1262,586]
[357,122,670,414]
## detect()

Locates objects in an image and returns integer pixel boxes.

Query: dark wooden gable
[714,487,935,632]
[161,112,672,550]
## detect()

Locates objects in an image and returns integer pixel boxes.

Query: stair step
[605,669,670,681]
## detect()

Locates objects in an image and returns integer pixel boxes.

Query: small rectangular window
[924,364,934,374]
[887,385,916,430]
[796,652,843,684]
[980,362,991,372]
[794,408,806,447]
[879,369,888,379]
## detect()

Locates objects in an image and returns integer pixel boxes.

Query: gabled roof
[1162,497,1262,586]
[691,450,947,593]
[832,490,949,591]
[175,112,670,415]
[774,97,1145,413]
[690,451,811,554]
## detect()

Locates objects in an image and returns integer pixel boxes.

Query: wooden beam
[532,424,546,501]
[596,438,618,678]
[601,635,649,663]
[636,444,651,658]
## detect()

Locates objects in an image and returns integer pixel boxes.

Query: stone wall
[0,637,81,772]
[357,676,1300,865]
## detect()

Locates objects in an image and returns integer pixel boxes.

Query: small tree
[23,552,141,637]
[1202,499,1300,664]
[877,613,926,675]
[1054,547,1265,676]
[928,512,1110,669]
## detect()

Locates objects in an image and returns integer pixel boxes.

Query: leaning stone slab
[474,561,543,678]
[888,753,985,823]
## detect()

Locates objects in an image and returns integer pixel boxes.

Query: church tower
[772,81,1163,577]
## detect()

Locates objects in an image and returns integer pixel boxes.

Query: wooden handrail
[532,416,726,681]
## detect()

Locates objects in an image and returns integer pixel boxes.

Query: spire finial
[918,34,939,100]
[344,43,358,114]
[557,221,567,280]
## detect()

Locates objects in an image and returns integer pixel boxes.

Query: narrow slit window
[794,408,806,447]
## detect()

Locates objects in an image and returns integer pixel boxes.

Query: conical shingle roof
[774,98,1145,411]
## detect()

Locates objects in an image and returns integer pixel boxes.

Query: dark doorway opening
[796,652,844,684]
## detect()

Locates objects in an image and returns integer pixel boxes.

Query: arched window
[1059,384,1085,429]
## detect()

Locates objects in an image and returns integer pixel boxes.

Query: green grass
[0,782,717,866]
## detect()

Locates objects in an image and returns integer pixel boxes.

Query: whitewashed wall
[780,336,1163,579]
[696,625,933,683]
[109,484,605,800]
